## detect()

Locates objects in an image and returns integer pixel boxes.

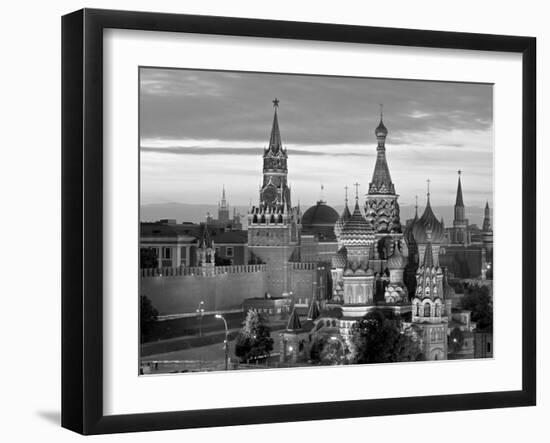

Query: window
[162,247,171,259]
[424,303,431,317]
[226,246,234,257]
[487,342,491,353]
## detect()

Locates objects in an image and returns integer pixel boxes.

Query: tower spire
[455,170,464,207]
[369,107,394,195]
[267,98,282,154]
[415,195,419,218]
[426,178,431,205]
[344,186,349,206]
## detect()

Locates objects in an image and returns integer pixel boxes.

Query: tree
[310,336,348,365]
[140,247,158,269]
[234,310,274,363]
[140,295,159,342]
[460,284,493,331]
[350,310,423,364]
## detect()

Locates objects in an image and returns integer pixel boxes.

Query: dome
[302,201,339,240]
[387,247,407,269]
[331,247,347,269]
[375,118,388,138]
[412,200,444,244]
[340,201,375,246]
[334,204,352,240]
[404,212,419,246]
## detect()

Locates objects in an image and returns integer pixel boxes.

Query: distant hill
[140,202,491,228]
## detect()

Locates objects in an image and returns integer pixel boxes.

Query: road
[142,329,284,364]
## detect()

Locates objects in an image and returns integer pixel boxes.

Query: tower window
[424,303,431,317]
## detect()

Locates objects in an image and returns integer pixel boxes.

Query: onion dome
[331,247,347,269]
[387,246,407,270]
[334,198,352,240]
[302,201,339,241]
[404,219,418,248]
[340,200,375,246]
[412,194,444,244]
[375,118,388,138]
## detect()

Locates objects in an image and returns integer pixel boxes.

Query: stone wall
[141,266,267,315]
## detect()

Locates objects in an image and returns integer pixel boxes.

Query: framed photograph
[62,8,536,435]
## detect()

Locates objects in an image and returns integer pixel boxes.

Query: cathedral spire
[455,170,464,207]
[453,170,466,226]
[220,185,227,208]
[482,201,492,231]
[369,107,395,195]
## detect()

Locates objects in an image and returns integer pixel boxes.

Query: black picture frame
[61,8,536,435]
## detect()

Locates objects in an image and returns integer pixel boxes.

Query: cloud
[139,67,493,208]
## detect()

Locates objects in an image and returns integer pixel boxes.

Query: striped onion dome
[412,197,444,244]
[334,202,352,240]
[340,200,375,246]
[387,245,407,270]
[331,246,347,269]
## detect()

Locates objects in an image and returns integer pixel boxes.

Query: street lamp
[215,314,229,370]
[196,301,205,337]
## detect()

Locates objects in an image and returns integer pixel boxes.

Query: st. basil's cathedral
[254,100,492,363]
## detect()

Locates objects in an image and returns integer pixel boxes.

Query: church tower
[247,99,301,297]
[364,107,401,235]
[452,171,469,244]
[410,228,449,360]
[218,186,230,224]
[196,222,215,276]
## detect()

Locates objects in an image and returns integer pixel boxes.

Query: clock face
[263,186,277,204]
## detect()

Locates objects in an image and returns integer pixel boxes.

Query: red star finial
[272,98,279,108]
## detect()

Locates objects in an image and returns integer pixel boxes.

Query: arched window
[435,304,440,317]
[416,303,420,316]
[277,214,283,223]
[260,214,266,223]
[253,215,258,223]
[424,303,431,317]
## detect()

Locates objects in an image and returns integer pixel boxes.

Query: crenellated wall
[140,263,317,316]
[140,266,267,315]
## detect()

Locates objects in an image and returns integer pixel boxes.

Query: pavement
[141,327,286,373]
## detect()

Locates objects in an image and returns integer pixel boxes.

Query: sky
[139,67,493,211]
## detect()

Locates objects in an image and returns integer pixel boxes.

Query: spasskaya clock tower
[259,98,291,208]
[247,99,301,297]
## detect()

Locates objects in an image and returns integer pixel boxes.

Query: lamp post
[215,314,229,370]
[196,301,205,337]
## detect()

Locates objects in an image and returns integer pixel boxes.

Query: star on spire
[272,98,279,108]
